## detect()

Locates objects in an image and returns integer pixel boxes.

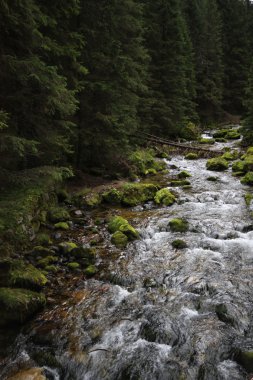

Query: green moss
[206,157,228,171]
[121,183,158,206]
[59,241,77,254]
[213,129,229,138]
[102,188,122,204]
[108,216,139,240]
[44,265,58,273]
[36,233,52,246]
[237,350,253,372]
[185,153,198,160]
[170,180,191,187]
[68,262,80,270]
[146,168,157,175]
[222,151,238,161]
[8,261,47,290]
[154,189,176,206]
[37,256,58,268]
[207,176,218,182]
[178,171,191,179]
[241,172,253,186]
[247,147,253,155]
[244,193,253,207]
[111,231,128,248]
[47,207,70,223]
[84,193,102,207]
[169,218,189,233]
[172,239,187,249]
[0,287,46,326]
[84,265,98,276]
[32,246,55,257]
[243,155,253,171]
[215,138,227,143]
[54,222,69,230]
[232,160,246,173]
[226,130,241,139]
[199,138,215,144]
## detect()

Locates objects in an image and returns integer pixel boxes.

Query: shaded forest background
[1,0,253,178]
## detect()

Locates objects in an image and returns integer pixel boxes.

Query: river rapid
[2,133,253,380]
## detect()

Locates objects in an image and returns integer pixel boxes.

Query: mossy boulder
[84,265,98,276]
[0,287,46,326]
[185,153,198,160]
[172,239,187,249]
[47,207,70,223]
[236,349,253,372]
[243,155,253,171]
[245,193,253,207]
[111,231,128,248]
[54,222,69,230]
[213,129,228,138]
[44,265,58,273]
[247,147,253,155]
[68,262,80,270]
[58,241,78,254]
[71,247,96,267]
[226,130,241,139]
[154,189,176,206]
[232,160,246,173]
[8,262,47,290]
[169,218,189,233]
[83,193,102,207]
[207,176,218,182]
[199,138,215,144]
[121,183,158,206]
[36,233,52,246]
[241,172,253,186]
[170,180,191,187]
[102,188,122,204]
[32,246,55,258]
[215,138,227,143]
[108,216,139,240]
[222,151,238,161]
[206,157,228,171]
[37,256,58,268]
[7,368,46,380]
[178,171,191,179]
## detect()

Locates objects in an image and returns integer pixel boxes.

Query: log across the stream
[140,132,224,157]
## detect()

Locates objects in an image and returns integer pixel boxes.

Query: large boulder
[206,157,228,171]
[121,183,158,206]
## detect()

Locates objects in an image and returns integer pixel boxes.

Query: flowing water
[2,134,253,379]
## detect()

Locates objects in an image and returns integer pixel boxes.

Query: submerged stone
[169,218,189,233]
[206,157,228,171]
[111,231,128,248]
[154,188,176,206]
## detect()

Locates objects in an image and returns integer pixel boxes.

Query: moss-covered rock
[32,246,56,258]
[236,349,253,372]
[245,193,253,207]
[36,233,52,246]
[84,265,98,276]
[226,130,241,139]
[121,183,158,206]
[83,193,102,207]
[169,218,189,233]
[213,129,228,138]
[108,216,139,240]
[232,160,246,173]
[7,367,46,380]
[170,180,191,187]
[44,265,58,273]
[54,222,69,230]
[243,155,253,171]
[0,287,46,326]
[57,189,69,203]
[222,151,238,161]
[58,242,78,254]
[8,262,47,290]
[178,171,191,179]
[47,207,70,223]
[207,176,218,182]
[199,138,215,144]
[185,153,198,160]
[241,172,253,186]
[68,262,80,270]
[37,256,58,268]
[215,138,227,143]
[247,147,253,155]
[206,157,228,171]
[154,189,176,206]
[111,231,128,248]
[102,188,122,204]
[172,239,187,249]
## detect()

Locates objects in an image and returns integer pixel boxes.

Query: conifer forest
[2,1,253,379]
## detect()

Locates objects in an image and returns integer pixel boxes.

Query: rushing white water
[2,134,253,380]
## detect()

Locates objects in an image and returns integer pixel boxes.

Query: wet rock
[241,172,253,186]
[206,157,228,171]
[7,368,46,380]
[215,303,234,325]
[154,188,176,206]
[111,231,128,248]
[0,287,46,326]
[169,218,189,233]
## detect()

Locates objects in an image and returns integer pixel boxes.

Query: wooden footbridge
[140,132,224,158]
